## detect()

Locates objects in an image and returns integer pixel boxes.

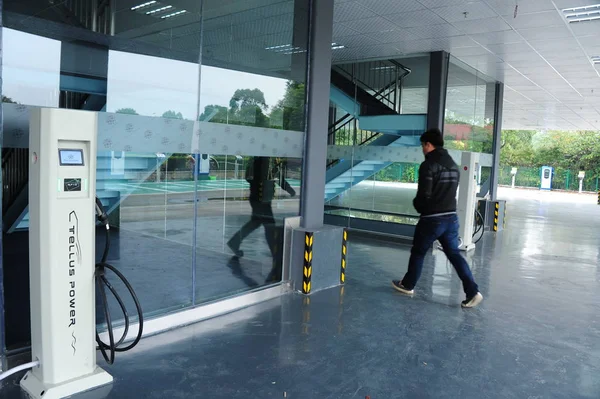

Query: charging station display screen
[59,149,84,166]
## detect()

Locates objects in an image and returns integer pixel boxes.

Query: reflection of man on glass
[227,157,296,260]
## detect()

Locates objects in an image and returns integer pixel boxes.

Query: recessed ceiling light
[131,1,156,10]
[147,5,172,14]
[161,10,187,19]
[562,4,600,23]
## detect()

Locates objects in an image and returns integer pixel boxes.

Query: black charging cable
[472,209,485,245]
[94,197,144,365]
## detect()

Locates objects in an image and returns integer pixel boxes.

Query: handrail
[332,65,394,110]
[326,58,412,166]
[328,113,352,131]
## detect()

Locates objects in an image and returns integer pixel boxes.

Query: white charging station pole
[578,171,585,194]
[21,108,112,399]
[457,151,479,252]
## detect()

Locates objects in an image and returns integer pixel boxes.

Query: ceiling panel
[365,29,408,44]
[385,9,447,27]
[332,23,361,38]
[359,0,427,14]
[485,0,556,16]
[450,46,493,57]
[431,1,497,22]
[472,29,524,44]
[517,24,573,40]
[569,21,600,37]
[334,2,377,22]
[485,42,533,55]
[452,16,512,33]
[349,16,399,33]
[403,24,464,39]
[506,10,565,29]
[552,0,600,9]
[418,0,474,8]
[546,57,595,67]
[339,34,382,48]
[438,35,481,47]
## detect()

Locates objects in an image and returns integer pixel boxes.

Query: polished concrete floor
[3,187,600,398]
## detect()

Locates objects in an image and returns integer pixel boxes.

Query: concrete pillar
[289,0,345,295]
[427,51,450,132]
[490,83,504,201]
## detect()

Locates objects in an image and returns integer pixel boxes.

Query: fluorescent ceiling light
[147,5,172,14]
[592,56,600,64]
[562,4,600,22]
[265,43,343,55]
[131,1,156,10]
[162,10,187,18]
[265,44,292,50]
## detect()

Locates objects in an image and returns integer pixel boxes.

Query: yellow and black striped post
[493,202,500,232]
[340,229,347,284]
[302,232,313,294]
[597,190,600,205]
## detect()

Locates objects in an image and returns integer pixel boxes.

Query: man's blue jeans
[402,213,479,298]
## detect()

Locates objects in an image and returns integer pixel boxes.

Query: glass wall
[444,56,496,154]
[325,55,429,228]
[1,0,309,352]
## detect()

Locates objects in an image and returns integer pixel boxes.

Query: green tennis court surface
[105,179,301,195]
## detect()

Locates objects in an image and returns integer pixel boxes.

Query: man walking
[392,128,483,308]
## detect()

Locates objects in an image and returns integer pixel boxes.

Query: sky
[2,27,288,119]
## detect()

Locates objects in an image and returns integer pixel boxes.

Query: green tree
[269,81,306,131]
[2,96,17,104]
[199,105,228,123]
[228,88,270,127]
[500,130,536,167]
[115,108,138,115]
[162,110,183,119]
[534,130,600,173]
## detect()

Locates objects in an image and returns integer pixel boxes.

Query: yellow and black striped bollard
[340,229,347,284]
[302,232,313,294]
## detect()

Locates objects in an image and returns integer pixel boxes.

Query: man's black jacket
[413,147,460,216]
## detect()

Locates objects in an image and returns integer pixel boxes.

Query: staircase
[325,59,426,202]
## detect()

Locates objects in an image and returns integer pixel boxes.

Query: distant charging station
[21,108,112,399]
[540,166,553,190]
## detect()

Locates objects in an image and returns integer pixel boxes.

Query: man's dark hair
[420,128,444,147]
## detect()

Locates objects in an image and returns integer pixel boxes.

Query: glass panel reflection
[193,0,308,302]
[444,57,495,154]
[325,55,430,228]
[0,0,309,353]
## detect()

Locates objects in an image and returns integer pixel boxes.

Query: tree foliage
[270,81,306,131]
[198,82,306,130]
[499,129,600,174]
[115,108,138,115]
[162,110,183,119]
[228,88,270,127]
[199,105,228,122]
[500,130,536,167]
